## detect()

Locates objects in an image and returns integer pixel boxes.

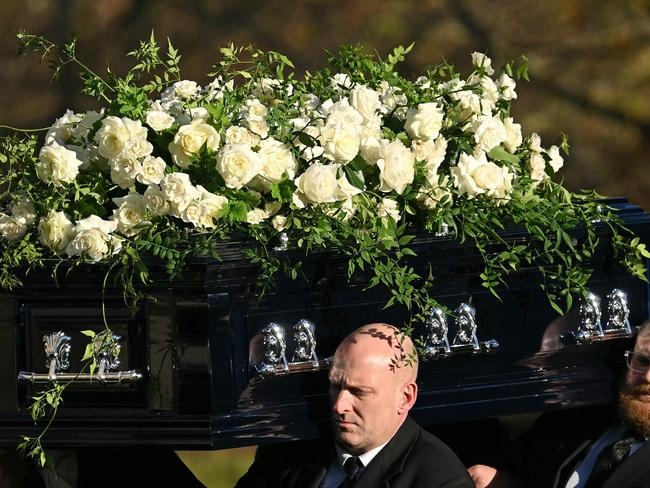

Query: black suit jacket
[552,434,650,488]
[497,407,650,488]
[234,416,474,488]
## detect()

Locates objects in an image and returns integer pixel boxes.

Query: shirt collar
[336,440,389,470]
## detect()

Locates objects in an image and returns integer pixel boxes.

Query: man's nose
[332,389,352,414]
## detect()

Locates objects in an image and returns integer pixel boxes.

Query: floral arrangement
[3,31,650,468]
[1,32,649,318]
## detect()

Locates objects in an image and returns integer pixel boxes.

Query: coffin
[0,197,648,450]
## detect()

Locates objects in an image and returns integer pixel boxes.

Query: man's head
[328,323,418,455]
[619,320,650,437]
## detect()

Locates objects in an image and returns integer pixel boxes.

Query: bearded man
[469,319,650,488]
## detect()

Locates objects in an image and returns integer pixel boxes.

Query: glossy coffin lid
[0,197,648,449]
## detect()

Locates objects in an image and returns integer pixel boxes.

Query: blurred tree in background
[1,1,650,486]
[2,0,650,209]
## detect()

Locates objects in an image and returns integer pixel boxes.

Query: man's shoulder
[413,426,469,464]
[394,419,473,486]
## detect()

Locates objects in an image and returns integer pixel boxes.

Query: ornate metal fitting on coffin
[43,331,71,381]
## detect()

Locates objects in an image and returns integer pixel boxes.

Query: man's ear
[398,382,418,414]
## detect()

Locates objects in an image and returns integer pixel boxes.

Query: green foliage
[2,32,649,465]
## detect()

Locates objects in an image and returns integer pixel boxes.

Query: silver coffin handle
[17,370,143,384]
[17,330,142,384]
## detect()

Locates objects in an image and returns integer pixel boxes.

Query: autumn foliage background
[1,1,649,486]
[2,0,650,213]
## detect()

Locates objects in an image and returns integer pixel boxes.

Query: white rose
[168,120,221,169]
[74,110,104,142]
[331,73,353,92]
[66,215,120,261]
[503,117,523,153]
[205,76,234,101]
[272,215,287,231]
[145,106,175,132]
[216,144,263,189]
[498,73,517,100]
[66,144,92,170]
[0,214,27,240]
[45,110,81,146]
[160,172,199,205]
[95,116,148,160]
[225,125,259,146]
[112,192,147,236]
[10,199,36,226]
[294,162,340,204]
[197,188,228,229]
[452,151,494,197]
[110,155,143,189]
[359,133,382,165]
[377,198,401,222]
[452,151,513,202]
[471,52,494,75]
[376,139,415,194]
[241,98,269,138]
[336,172,363,201]
[172,80,200,99]
[492,167,515,204]
[180,199,203,226]
[188,107,209,122]
[417,176,453,209]
[38,210,74,254]
[529,133,542,152]
[350,85,381,123]
[546,145,564,172]
[451,85,482,118]
[246,208,269,225]
[143,185,170,216]
[475,76,499,112]
[529,152,547,182]
[250,138,298,192]
[75,214,118,234]
[123,137,153,160]
[377,81,408,119]
[251,77,281,99]
[405,103,444,141]
[292,117,324,160]
[37,143,83,186]
[323,99,364,128]
[472,115,507,152]
[321,124,361,164]
[66,229,110,261]
[413,137,448,182]
[137,156,167,185]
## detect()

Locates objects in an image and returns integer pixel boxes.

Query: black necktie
[586,432,640,487]
[341,456,363,488]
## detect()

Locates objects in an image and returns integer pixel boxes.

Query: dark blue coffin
[0,198,648,450]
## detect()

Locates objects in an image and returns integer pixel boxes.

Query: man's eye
[637,354,650,368]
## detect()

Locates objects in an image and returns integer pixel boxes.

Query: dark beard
[618,383,650,439]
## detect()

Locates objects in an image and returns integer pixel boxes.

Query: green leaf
[344,166,365,190]
[487,145,520,164]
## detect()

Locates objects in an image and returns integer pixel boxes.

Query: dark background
[1,0,649,210]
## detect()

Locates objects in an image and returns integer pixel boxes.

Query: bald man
[235,323,473,488]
